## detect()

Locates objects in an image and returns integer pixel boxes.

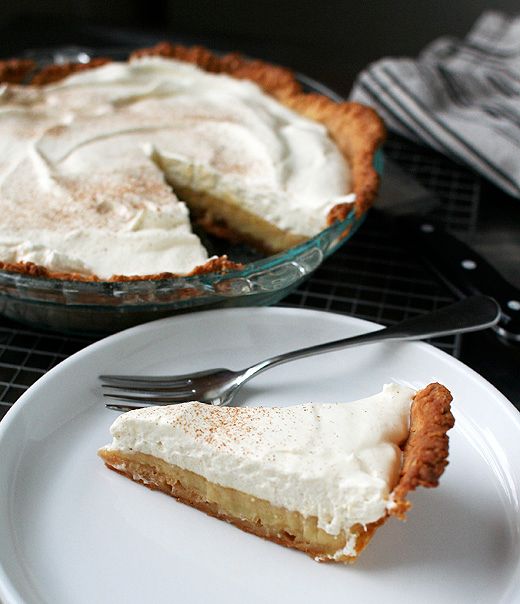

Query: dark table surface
[0,20,518,416]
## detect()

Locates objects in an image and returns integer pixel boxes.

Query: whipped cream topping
[102,384,414,548]
[0,57,351,278]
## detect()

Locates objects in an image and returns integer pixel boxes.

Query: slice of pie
[98,382,454,563]
[0,43,384,281]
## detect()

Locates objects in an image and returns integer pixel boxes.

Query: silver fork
[101,295,500,411]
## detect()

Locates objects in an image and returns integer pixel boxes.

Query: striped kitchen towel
[351,11,520,198]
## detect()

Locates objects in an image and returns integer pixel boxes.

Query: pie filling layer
[100,449,381,562]
[100,384,416,561]
[0,56,353,279]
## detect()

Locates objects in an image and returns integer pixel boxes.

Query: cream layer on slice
[0,57,352,278]
[100,383,414,558]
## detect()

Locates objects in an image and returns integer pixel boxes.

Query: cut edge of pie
[98,382,454,563]
[0,42,385,282]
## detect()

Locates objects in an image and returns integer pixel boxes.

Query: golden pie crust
[0,42,385,282]
[99,382,453,563]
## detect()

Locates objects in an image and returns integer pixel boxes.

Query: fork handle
[242,296,500,380]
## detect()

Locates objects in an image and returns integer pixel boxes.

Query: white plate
[0,307,519,604]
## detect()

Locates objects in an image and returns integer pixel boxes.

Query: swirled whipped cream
[0,57,351,278]
[102,384,413,551]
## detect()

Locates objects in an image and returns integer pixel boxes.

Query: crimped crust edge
[391,382,454,519]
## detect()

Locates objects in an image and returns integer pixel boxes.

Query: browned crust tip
[0,58,35,83]
[390,382,454,519]
[30,57,112,86]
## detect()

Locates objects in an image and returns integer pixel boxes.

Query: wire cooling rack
[0,134,481,420]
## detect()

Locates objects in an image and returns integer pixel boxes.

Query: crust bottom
[98,383,453,563]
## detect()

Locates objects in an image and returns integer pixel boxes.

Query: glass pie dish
[0,46,383,335]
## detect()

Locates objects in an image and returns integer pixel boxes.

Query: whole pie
[99,382,454,563]
[0,43,384,281]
